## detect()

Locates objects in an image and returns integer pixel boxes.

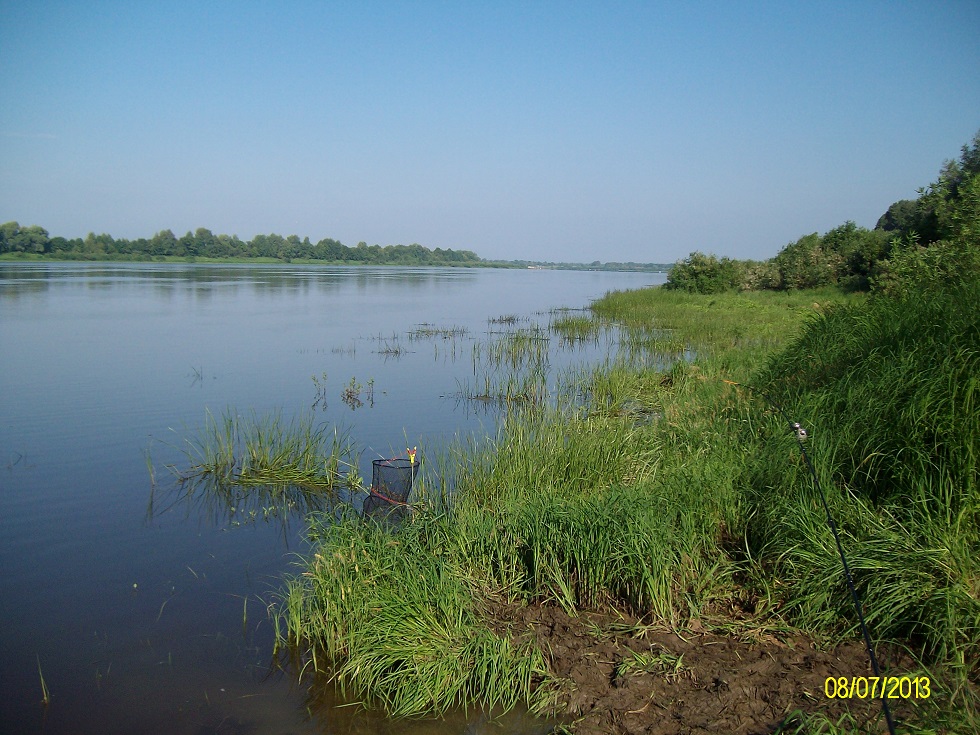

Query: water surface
[0,263,665,734]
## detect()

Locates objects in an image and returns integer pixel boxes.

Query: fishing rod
[724,379,897,735]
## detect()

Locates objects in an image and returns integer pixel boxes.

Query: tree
[904,129,980,245]
[772,233,842,289]
[875,200,918,233]
[664,251,744,293]
[149,229,177,256]
[192,228,216,256]
[873,130,980,294]
[822,221,889,291]
[82,232,113,255]
[315,237,348,261]
[2,223,50,253]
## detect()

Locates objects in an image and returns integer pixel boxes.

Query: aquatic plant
[341,377,363,409]
[165,410,358,529]
[548,314,599,345]
[408,323,469,340]
[175,409,353,489]
[311,371,328,410]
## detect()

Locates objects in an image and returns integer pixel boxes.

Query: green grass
[278,508,554,716]
[742,278,980,705]
[275,280,979,730]
[168,409,359,526]
[37,655,50,706]
[277,288,834,717]
[549,314,600,345]
[175,409,356,489]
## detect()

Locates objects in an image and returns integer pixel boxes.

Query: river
[0,262,665,734]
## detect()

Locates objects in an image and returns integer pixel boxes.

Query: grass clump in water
[177,409,355,490]
[167,410,360,526]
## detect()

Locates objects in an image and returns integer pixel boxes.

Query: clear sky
[2,1,978,262]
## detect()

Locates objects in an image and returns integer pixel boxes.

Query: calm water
[0,263,665,734]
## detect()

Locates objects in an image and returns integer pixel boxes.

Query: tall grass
[176,409,355,490]
[167,410,359,527]
[277,288,832,718]
[279,509,553,716]
[275,284,975,726]
[743,278,980,699]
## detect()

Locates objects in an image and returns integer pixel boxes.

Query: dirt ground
[488,601,921,735]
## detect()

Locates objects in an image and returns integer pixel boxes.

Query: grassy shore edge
[277,283,978,733]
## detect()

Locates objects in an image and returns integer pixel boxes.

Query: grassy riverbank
[277,283,978,733]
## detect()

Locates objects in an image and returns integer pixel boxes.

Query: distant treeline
[0,225,483,265]
[666,130,980,294]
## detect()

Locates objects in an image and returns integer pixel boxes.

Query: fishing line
[724,379,897,735]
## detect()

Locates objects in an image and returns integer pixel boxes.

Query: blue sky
[2,1,978,262]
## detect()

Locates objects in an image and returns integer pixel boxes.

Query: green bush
[665,251,747,293]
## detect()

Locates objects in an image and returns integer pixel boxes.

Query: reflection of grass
[311,372,328,410]
[37,655,50,705]
[340,376,374,409]
[376,339,408,357]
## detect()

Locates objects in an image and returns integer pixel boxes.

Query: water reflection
[302,675,556,735]
[0,262,480,301]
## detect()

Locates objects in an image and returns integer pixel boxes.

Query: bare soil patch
[488,601,918,734]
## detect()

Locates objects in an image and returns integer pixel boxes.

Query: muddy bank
[488,602,917,734]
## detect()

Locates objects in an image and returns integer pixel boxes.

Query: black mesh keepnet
[363,458,418,519]
[371,458,418,502]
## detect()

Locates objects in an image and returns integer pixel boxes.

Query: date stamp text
[824,676,930,699]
